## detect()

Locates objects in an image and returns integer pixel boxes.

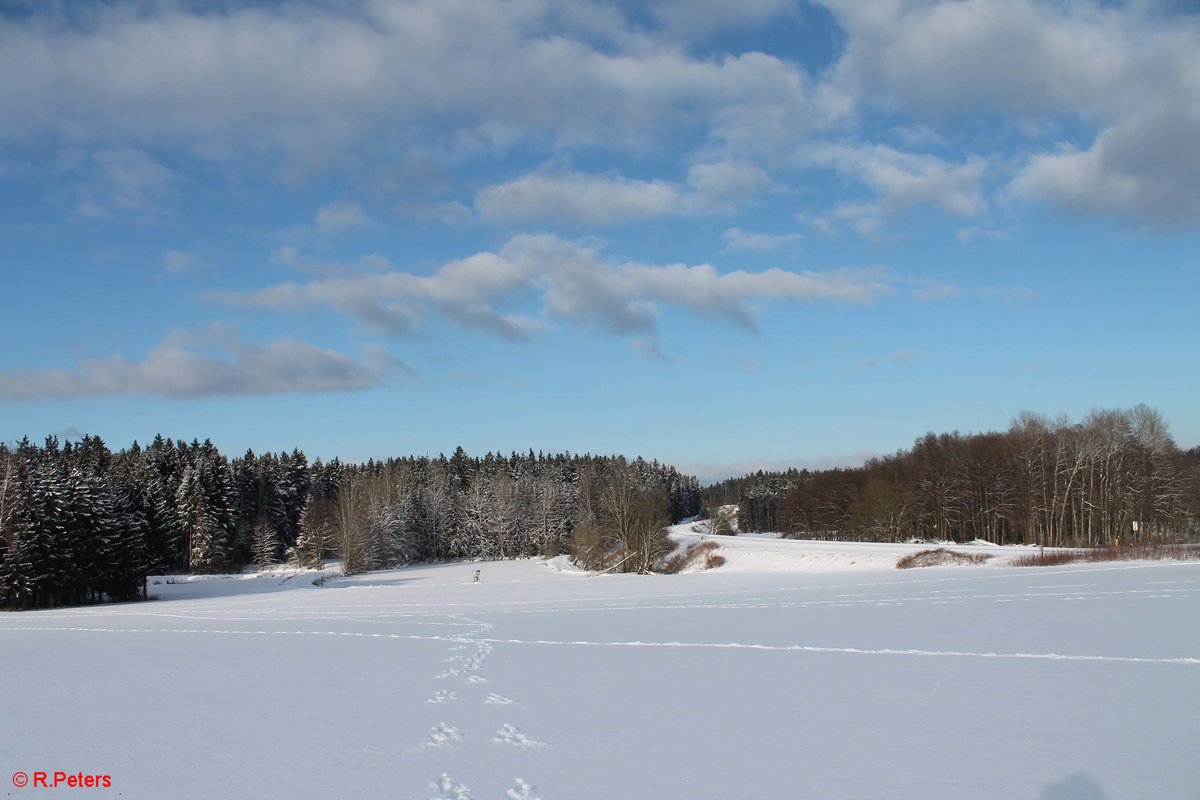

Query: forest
[0,436,699,610]
[3,404,1198,611]
[704,405,1200,546]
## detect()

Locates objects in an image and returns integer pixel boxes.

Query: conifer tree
[176,466,226,574]
[251,515,278,568]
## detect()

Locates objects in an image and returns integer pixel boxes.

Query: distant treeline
[703,406,1200,546]
[0,436,700,610]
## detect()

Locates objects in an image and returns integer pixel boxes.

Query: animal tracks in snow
[418,615,545,798]
[506,778,541,799]
[430,773,471,800]
[494,723,547,748]
[429,774,540,800]
[422,722,463,749]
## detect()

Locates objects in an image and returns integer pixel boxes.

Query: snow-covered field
[2,533,1198,800]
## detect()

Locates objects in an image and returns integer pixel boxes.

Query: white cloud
[685,160,769,211]
[69,147,178,220]
[910,280,958,302]
[801,202,884,238]
[271,245,301,268]
[476,170,683,226]
[807,143,987,217]
[315,201,375,235]
[723,228,803,252]
[475,160,769,226]
[819,0,1200,228]
[956,226,1014,245]
[890,124,948,149]
[0,2,814,171]
[213,234,896,341]
[1009,107,1200,227]
[0,331,401,400]
[1,0,1195,234]
[798,143,987,236]
[821,0,1134,117]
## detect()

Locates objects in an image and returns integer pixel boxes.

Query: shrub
[1011,543,1200,568]
[896,548,992,569]
[1009,550,1078,567]
[660,540,723,574]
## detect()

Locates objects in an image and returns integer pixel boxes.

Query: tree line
[0,435,700,610]
[704,406,1200,546]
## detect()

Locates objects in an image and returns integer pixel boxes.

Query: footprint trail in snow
[421,612,547,795]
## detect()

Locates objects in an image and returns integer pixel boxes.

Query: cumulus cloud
[820,0,1145,117]
[0,1,813,171]
[1009,107,1200,227]
[475,160,769,226]
[315,201,375,235]
[723,228,803,252]
[0,331,400,400]
[685,160,769,210]
[476,170,683,226]
[1,0,1194,234]
[212,234,896,342]
[820,0,1200,228]
[811,143,986,215]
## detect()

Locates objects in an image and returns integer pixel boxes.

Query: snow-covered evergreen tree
[293,500,329,570]
[177,466,226,574]
[251,516,278,568]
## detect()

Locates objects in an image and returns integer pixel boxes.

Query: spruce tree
[251,515,278,568]
[177,466,226,574]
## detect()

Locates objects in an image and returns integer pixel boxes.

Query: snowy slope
[1,553,1197,799]
[666,522,1036,571]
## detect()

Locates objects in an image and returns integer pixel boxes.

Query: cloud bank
[0,332,400,400]
[213,234,896,340]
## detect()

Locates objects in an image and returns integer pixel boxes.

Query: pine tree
[294,501,328,570]
[0,523,36,609]
[6,462,68,607]
[251,515,278,568]
[177,466,226,574]
[105,490,149,601]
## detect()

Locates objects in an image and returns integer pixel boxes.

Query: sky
[1,0,1198,483]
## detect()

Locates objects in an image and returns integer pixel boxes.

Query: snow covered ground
[2,540,1197,800]
[666,521,1041,571]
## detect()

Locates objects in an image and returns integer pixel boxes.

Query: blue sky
[1,0,1197,482]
